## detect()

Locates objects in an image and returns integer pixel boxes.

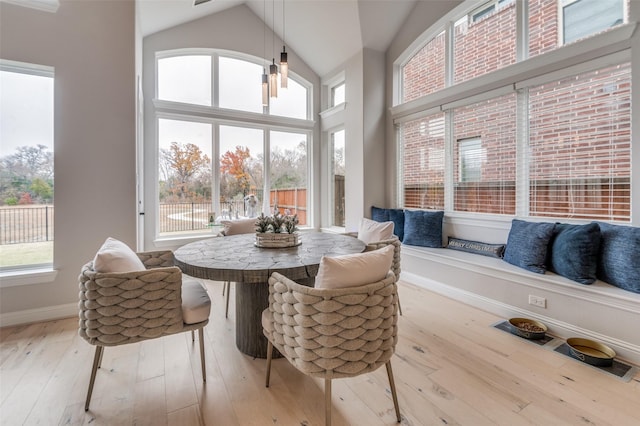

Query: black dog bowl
[566,338,615,367]
[508,317,547,340]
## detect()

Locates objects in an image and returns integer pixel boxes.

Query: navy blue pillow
[371,206,405,242]
[503,219,555,274]
[547,223,600,284]
[596,222,640,293]
[402,210,444,248]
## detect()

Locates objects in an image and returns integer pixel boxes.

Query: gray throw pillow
[448,237,505,258]
[503,219,555,274]
[596,222,640,293]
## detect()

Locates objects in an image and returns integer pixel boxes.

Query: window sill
[0,267,58,288]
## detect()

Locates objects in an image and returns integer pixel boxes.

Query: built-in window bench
[400,244,640,366]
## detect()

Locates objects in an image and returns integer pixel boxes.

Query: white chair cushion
[220,218,256,236]
[182,279,212,324]
[315,244,394,289]
[357,217,394,244]
[93,237,146,273]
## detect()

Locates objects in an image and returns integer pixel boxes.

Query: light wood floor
[1,280,639,426]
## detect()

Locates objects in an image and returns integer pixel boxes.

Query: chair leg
[265,340,273,387]
[222,281,226,296]
[97,344,104,368]
[198,328,206,382]
[398,296,403,316]
[385,361,401,423]
[225,281,231,318]
[325,378,332,426]
[84,346,104,412]
[191,330,195,342]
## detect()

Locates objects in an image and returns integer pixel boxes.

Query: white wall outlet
[528,295,546,308]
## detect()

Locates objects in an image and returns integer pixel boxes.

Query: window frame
[152,49,314,242]
[558,0,627,46]
[0,59,55,276]
[391,0,637,226]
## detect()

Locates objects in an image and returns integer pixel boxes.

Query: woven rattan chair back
[262,271,401,425]
[78,250,209,411]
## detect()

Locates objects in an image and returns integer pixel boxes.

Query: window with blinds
[453,93,517,214]
[401,113,445,210]
[528,63,631,221]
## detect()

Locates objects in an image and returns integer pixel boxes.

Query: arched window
[153,49,313,239]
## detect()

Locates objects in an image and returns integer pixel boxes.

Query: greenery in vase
[283,214,299,234]
[254,213,271,233]
[270,211,286,233]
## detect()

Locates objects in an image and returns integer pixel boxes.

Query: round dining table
[173,232,366,358]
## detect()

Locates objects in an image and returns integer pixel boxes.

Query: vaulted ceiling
[137,0,418,76]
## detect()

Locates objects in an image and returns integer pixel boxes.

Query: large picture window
[154,50,312,238]
[395,0,632,223]
[0,61,54,269]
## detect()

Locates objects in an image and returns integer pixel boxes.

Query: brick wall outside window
[400,0,631,220]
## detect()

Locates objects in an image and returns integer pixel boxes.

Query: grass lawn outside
[0,242,53,268]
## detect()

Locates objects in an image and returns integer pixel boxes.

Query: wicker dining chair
[363,235,403,315]
[262,271,401,426]
[346,232,403,315]
[78,250,211,411]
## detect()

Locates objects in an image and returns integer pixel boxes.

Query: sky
[0,70,54,157]
[1,55,305,160]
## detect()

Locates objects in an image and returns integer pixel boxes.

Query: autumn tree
[160,142,211,200]
[220,146,252,197]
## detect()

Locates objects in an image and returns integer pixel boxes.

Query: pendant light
[269,0,278,98]
[270,59,278,98]
[280,0,288,88]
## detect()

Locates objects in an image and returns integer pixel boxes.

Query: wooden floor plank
[1,279,639,425]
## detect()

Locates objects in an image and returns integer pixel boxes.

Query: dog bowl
[566,338,615,367]
[508,317,547,340]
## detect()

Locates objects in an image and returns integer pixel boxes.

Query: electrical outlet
[528,295,546,308]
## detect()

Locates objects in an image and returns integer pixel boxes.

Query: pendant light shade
[280,46,288,89]
[262,70,268,106]
[269,60,278,98]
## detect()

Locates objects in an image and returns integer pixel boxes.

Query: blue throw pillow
[596,222,640,293]
[402,210,444,248]
[503,219,555,274]
[547,223,600,284]
[371,206,405,242]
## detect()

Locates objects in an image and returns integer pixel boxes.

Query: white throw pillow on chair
[315,244,394,289]
[220,218,256,236]
[93,237,145,273]
[357,217,394,244]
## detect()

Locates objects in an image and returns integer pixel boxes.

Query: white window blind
[453,93,517,214]
[528,62,631,221]
[401,113,445,210]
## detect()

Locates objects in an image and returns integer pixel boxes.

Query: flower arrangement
[254,212,299,247]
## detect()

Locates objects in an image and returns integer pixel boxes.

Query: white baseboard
[402,271,640,367]
[0,303,77,328]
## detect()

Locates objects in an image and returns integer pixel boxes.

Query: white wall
[0,0,137,320]
[320,48,387,232]
[141,4,321,250]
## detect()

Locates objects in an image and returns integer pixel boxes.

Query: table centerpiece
[254,212,300,248]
